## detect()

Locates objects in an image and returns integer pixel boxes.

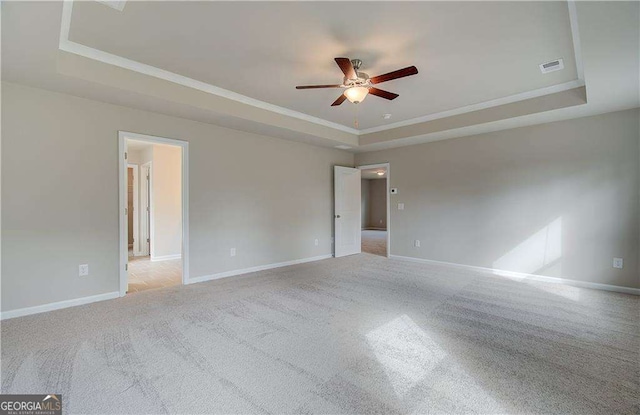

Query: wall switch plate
[415,240,421,248]
[613,258,623,269]
[390,188,398,194]
[398,203,405,210]
[230,248,236,257]
[79,264,89,277]
[315,239,319,246]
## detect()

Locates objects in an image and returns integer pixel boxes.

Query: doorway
[139,162,152,257]
[359,163,390,257]
[119,132,189,296]
[127,164,138,256]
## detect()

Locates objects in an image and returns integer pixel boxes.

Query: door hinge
[146,206,150,212]
[125,207,128,215]
[125,263,128,271]
[125,152,128,160]
[147,238,150,243]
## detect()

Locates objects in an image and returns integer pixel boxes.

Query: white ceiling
[361,168,387,180]
[1,1,638,152]
[68,1,578,131]
[126,139,152,152]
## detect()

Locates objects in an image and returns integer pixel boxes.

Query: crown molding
[59,1,360,135]
[358,80,585,135]
[95,0,127,12]
[60,0,585,141]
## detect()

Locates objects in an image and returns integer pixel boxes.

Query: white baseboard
[390,255,640,296]
[150,254,182,262]
[187,254,333,285]
[1,291,120,320]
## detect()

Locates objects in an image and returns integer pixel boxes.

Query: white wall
[127,148,145,165]
[356,109,640,289]
[150,143,182,259]
[1,82,353,312]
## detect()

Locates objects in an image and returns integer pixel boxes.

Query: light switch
[398,203,405,210]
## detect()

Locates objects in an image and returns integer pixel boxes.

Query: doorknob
[335,215,341,218]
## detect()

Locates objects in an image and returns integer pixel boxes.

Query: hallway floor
[362,229,387,256]
[127,255,182,293]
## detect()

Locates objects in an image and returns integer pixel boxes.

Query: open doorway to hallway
[120,133,189,295]
[359,164,389,257]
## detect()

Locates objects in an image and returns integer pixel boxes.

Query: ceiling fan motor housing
[345,59,369,85]
[344,74,370,86]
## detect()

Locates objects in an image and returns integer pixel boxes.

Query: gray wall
[361,179,387,229]
[368,179,387,229]
[361,179,370,229]
[1,82,354,312]
[356,109,640,289]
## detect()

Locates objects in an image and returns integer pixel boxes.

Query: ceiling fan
[296,58,418,106]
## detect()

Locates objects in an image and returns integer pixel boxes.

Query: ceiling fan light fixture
[344,86,369,104]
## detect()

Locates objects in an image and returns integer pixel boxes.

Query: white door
[334,166,361,257]
[140,162,152,256]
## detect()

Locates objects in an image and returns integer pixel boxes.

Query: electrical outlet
[613,258,623,269]
[230,248,236,257]
[79,264,89,277]
[398,203,405,210]
[415,240,421,248]
[315,239,319,246]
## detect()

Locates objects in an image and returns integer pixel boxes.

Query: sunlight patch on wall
[493,217,562,274]
[365,315,446,398]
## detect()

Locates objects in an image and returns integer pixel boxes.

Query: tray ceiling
[68,1,579,131]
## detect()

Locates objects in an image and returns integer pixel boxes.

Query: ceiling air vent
[539,59,564,74]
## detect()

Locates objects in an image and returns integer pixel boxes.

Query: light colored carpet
[2,254,638,414]
[362,230,387,257]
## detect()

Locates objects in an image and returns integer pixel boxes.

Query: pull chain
[354,103,360,129]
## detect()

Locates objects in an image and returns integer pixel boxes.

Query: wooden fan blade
[335,57,357,80]
[370,66,418,84]
[296,84,342,89]
[369,87,399,100]
[331,94,347,106]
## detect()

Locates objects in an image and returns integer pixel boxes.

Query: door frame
[127,163,140,256]
[357,163,390,258]
[139,161,152,257]
[118,131,190,296]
